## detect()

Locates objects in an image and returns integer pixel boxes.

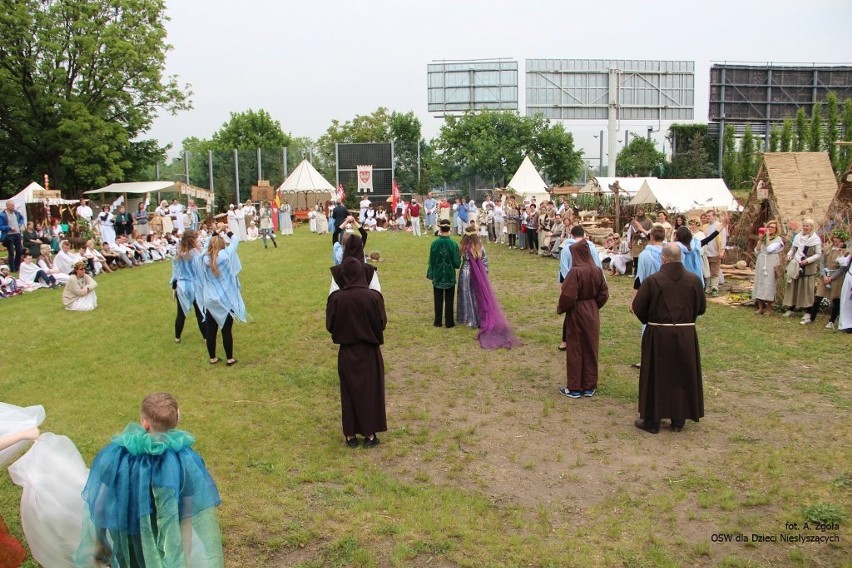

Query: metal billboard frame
[427,58,518,115]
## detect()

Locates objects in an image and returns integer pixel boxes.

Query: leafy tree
[0,0,190,196]
[721,124,737,187]
[615,137,666,177]
[780,118,794,152]
[433,110,582,193]
[668,131,714,178]
[825,92,840,171]
[794,108,809,152]
[809,102,823,152]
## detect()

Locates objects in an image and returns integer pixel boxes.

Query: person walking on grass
[258,201,278,249]
[427,219,461,328]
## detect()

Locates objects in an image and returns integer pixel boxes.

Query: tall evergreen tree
[825,92,841,172]
[769,127,781,152]
[737,126,757,189]
[809,102,823,152]
[794,108,809,152]
[721,124,737,187]
[780,118,794,152]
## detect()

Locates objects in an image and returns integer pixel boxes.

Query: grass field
[1,227,849,567]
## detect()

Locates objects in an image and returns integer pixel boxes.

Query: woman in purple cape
[460,231,521,349]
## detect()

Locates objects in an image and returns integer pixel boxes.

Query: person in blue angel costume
[171,230,206,344]
[196,225,247,366]
[673,225,720,288]
[75,392,223,568]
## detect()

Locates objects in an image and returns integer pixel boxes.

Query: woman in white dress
[62,261,97,311]
[96,205,116,245]
[752,220,784,315]
[235,203,247,240]
[309,208,317,233]
[280,200,293,235]
[837,253,852,333]
[315,204,329,235]
[226,204,239,235]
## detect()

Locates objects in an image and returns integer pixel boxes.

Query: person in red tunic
[557,241,609,398]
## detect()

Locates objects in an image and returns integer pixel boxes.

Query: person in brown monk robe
[326,254,388,448]
[632,243,706,434]
[557,241,609,399]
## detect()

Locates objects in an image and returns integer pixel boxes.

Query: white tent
[83,181,177,195]
[0,182,78,225]
[578,177,655,197]
[629,178,741,212]
[277,159,335,209]
[506,156,551,202]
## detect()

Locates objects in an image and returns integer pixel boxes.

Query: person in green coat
[427,219,461,327]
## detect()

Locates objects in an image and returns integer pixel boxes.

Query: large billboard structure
[427,58,518,114]
[708,63,852,157]
[526,59,694,175]
[336,143,394,198]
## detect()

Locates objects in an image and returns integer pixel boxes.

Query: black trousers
[527,229,538,251]
[206,314,234,359]
[433,286,455,327]
[809,296,841,322]
[33,269,55,286]
[176,300,206,340]
[4,234,23,272]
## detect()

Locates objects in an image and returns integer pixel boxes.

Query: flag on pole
[337,183,346,203]
[391,180,400,214]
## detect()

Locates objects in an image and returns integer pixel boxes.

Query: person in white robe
[227,204,239,235]
[169,199,185,234]
[235,203,248,240]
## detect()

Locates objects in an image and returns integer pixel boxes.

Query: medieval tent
[0,182,78,225]
[277,159,335,210]
[506,156,551,203]
[629,178,740,212]
[823,166,852,236]
[732,152,836,255]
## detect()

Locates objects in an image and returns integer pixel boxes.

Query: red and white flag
[391,180,401,214]
[357,165,373,193]
[337,183,346,203]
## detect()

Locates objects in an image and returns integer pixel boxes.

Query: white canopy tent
[83,181,177,195]
[629,178,741,212]
[277,159,335,210]
[506,156,551,203]
[578,177,655,197]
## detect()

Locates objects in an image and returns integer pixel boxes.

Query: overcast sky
[149,0,852,161]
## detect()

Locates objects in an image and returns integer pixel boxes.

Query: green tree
[842,99,852,170]
[737,126,759,189]
[769,127,781,152]
[0,0,190,196]
[809,102,823,152]
[794,108,809,152]
[825,92,840,172]
[721,124,737,187]
[433,110,582,193]
[615,137,666,177]
[780,118,794,152]
[669,132,714,178]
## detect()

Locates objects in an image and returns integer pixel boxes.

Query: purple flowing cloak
[469,257,521,349]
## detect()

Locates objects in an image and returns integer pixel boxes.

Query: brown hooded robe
[557,241,609,391]
[326,257,388,437]
[633,261,706,423]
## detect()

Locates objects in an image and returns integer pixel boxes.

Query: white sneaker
[800,317,813,325]
[825,321,835,330]
[783,310,795,317]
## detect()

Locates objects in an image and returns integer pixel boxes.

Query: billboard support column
[208,149,214,212]
[234,149,240,205]
[335,143,340,189]
[608,68,618,177]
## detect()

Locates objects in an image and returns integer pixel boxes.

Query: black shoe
[634,419,659,434]
[434,322,442,327]
[346,437,359,448]
[363,435,380,448]
[445,323,455,328]
[671,420,685,432]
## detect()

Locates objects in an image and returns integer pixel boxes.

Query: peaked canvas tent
[0,182,78,225]
[277,159,335,209]
[577,177,654,197]
[506,156,551,203]
[733,152,837,259]
[629,178,739,212]
[83,181,177,195]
